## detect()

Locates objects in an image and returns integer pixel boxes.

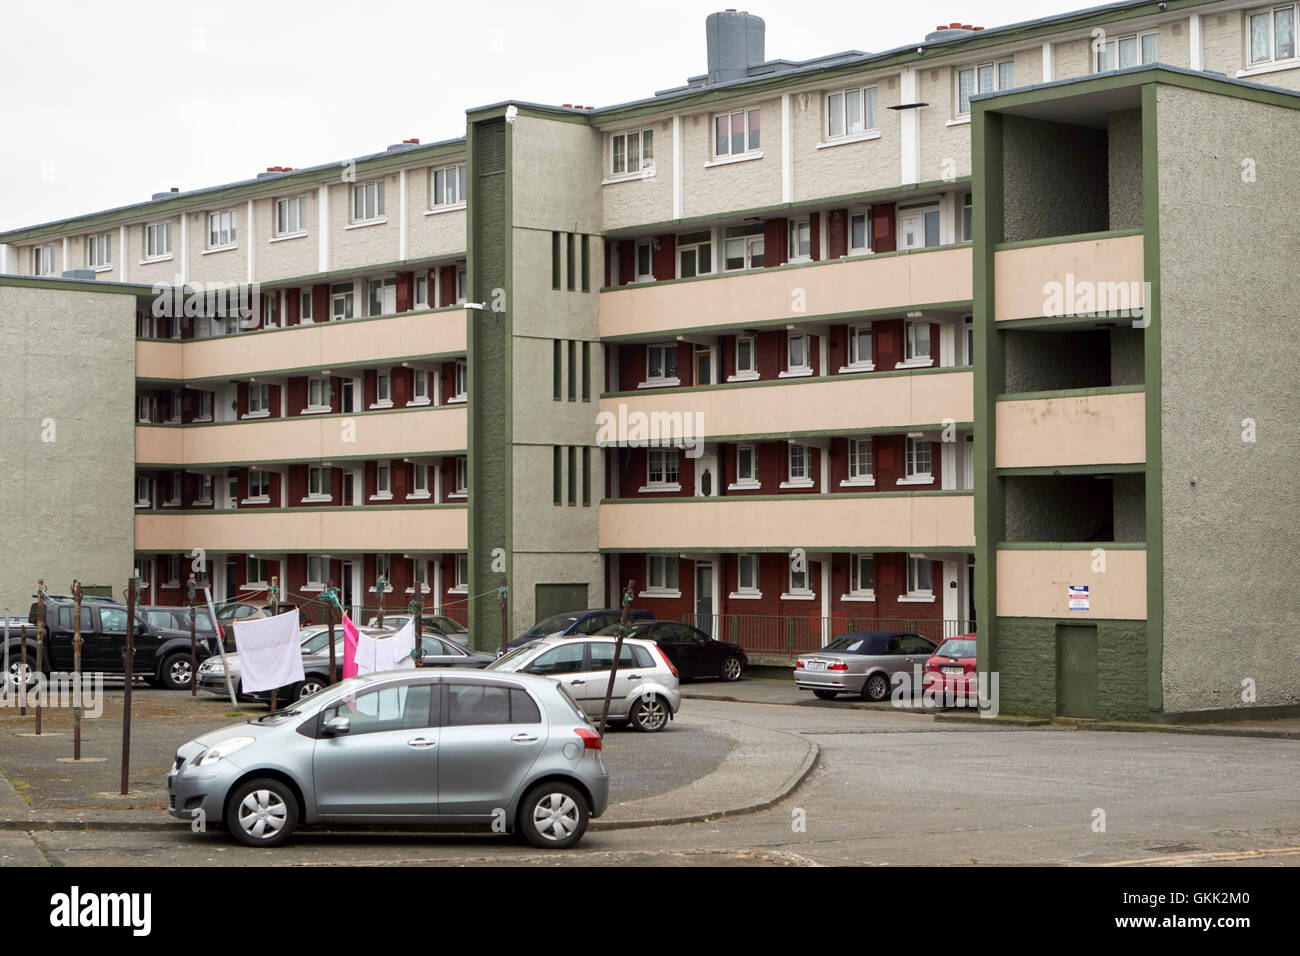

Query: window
[646,555,678,592]
[431,163,467,206]
[714,107,761,157]
[165,470,182,504]
[898,203,940,250]
[849,212,870,253]
[847,325,873,368]
[247,556,269,584]
[376,371,391,405]
[788,562,811,595]
[787,444,810,483]
[905,436,932,480]
[646,343,678,384]
[826,86,878,138]
[308,465,328,498]
[248,384,270,415]
[324,683,433,735]
[786,333,811,373]
[145,221,173,259]
[367,276,396,316]
[412,558,428,591]
[677,230,712,277]
[101,608,129,633]
[737,554,760,593]
[528,643,585,675]
[308,377,331,410]
[456,267,467,304]
[32,245,55,276]
[789,218,812,260]
[274,196,306,236]
[412,464,428,496]
[636,241,653,281]
[300,288,314,321]
[208,209,237,248]
[962,193,973,242]
[906,556,934,597]
[414,276,428,308]
[307,556,327,587]
[1096,31,1160,71]
[135,476,153,507]
[647,449,679,488]
[454,553,469,590]
[86,233,111,268]
[196,475,213,505]
[163,555,181,586]
[248,469,270,498]
[956,60,1014,115]
[375,463,391,498]
[1250,6,1297,64]
[904,321,931,363]
[264,294,280,328]
[196,391,213,421]
[723,224,765,271]
[352,180,385,221]
[850,554,875,595]
[412,369,429,402]
[454,456,468,495]
[610,128,654,176]
[453,360,467,399]
[735,444,758,486]
[848,438,873,482]
[375,554,391,587]
[330,283,354,321]
[734,335,757,379]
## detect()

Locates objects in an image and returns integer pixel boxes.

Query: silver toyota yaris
[167,670,609,849]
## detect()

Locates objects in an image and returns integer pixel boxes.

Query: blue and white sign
[1067,585,1090,612]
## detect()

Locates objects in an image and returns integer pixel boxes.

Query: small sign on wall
[1067,585,1091,612]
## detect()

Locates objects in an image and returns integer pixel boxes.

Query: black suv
[6,599,206,690]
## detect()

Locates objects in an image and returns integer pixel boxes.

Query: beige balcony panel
[996,391,1145,468]
[601,370,972,438]
[135,507,467,553]
[994,234,1144,322]
[136,340,183,380]
[996,548,1147,620]
[599,247,972,338]
[598,494,973,551]
[135,405,466,466]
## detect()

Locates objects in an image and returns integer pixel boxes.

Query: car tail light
[828,662,848,671]
[965,661,977,674]
[575,728,602,751]
[795,660,805,668]
[651,643,678,678]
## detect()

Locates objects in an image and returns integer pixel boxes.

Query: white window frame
[452,361,468,401]
[135,475,154,508]
[307,555,327,588]
[902,435,933,485]
[456,267,467,304]
[782,444,814,489]
[208,209,237,248]
[410,463,430,500]
[644,448,681,491]
[307,377,331,412]
[33,245,55,276]
[825,85,879,140]
[643,555,680,597]
[676,230,713,278]
[712,107,762,160]
[247,556,269,586]
[430,164,467,208]
[635,240,654,282]
[844,553,876,601]
[367,276,396,317]
[247,384,270,417]
[849,211,871,254]
[411,369,430,405]
[729,334,758,382]
[330,284,354,321]
[956,60,1014,117]
[373,370,392,409]
[373,461,392,500]
[414,276,428,308]
[300,288,314,321]
[1095,30,1160,72]
[1248,7,1297,67]
[196,390,214,423]
[899,320,932,368]
[246,469,270,502]
[844,437,875,487]
[731,553,762,599]
[352,180,385,222]
[274,196,306,237]
[86,233,111,269]
[723,225,765,272]
[454,456,468,496]
[195,474,213,506]
[844,324,874,371]
[781,333,812,378]
[643,343,680,387]
[145,221,173,260]
[306,465,330,501]
[729,443,760,490]
[375,554,392,591]
[903,554,935,601]
[410,558,429,594]
[452,553,469,593]
[783,560,814,600]
[610,129,654,177]
[163,554,181,587]
[788,217,812,261]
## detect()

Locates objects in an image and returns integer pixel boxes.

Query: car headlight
[197,736,255,766]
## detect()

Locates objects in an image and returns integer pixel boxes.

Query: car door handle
[569,679,584,685]
[511,733,538,744]
[406,737,436,748]
[627,673,642,679]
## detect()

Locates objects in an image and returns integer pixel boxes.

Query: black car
[137,605,221,657]
[508,608,656,651]
[595,620,747,682]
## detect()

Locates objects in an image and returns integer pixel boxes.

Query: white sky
[0,0,1094,231]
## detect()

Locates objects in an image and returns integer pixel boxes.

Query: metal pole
[34,580,46,736]
[19,606,27,716]
[597,580,634,738]
[326,579,337,685]
[188,576,197,698]
[268,577,279,712]
[203,586,239,709]
[121,577,136,794]
[3,610,9,709]
[499,577,508,659]
[73,581,82,761]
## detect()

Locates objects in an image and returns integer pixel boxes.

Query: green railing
[681,613,973,661]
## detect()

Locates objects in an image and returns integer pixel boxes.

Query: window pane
[958,69,974,114]
[977,64,994,92]
[1141,32,1160,64]
[737,336,753,371]
[612,135,625,174]
[845,90,861,135]
[725,238,745,270]
[828,92,844,137]
[627,133,640,171]
[732,111,745,154]
[998,61,1014,90]
[1276,9,1295,59]
[715,115,729,155]
[1119,35,1138,68]
[642,129,653,164]
[851,214,866,249]
[924,210,940,247]
[863,87,878,130]
[1251,13,1271,62]
[747,108,760,150]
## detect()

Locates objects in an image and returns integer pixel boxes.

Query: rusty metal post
[19,606,28,716]
[597,580,635,738]
[187,575,197,698]
[499,578,508,659]
[34,580,46,735]
[72,582,83,760]
[121,577,137,794]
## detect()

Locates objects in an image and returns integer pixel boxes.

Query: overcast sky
[1,0,1093,231]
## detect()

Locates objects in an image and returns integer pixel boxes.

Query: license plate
[807,661,826,671]
[942,666,963,676]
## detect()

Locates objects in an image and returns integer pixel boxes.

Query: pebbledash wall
[0,278,142,607]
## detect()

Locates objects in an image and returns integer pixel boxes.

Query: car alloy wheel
[161,654,193,690]
[296,679,325,699]
[6,659,37,691]
[720,656,743,682]
[631,695,669,732]
[864,673,889,702]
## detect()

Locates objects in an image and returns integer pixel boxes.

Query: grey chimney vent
[706,10,765,85]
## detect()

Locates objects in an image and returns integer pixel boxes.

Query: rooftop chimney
[706,10,765,86]
[925,23,983,42]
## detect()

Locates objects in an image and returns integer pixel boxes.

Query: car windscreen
[824,635,885,654]
[485,641,542,671]
[936,639,976,658]
[521,614,581,639]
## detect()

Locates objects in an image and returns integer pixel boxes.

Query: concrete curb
[932,711,1300,739]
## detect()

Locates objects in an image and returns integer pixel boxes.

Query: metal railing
[297,603,469,629]
[682,613,973,661]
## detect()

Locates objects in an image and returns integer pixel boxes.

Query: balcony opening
[999,107,1142,242]
[1003,325,1144,392]
[1003,473,1145,544]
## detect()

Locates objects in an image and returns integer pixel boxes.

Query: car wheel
[517,782,589,850]
[629,694,670,732]
[862,672,890,702]
[226,778,298,848]
[720,656,743,682]
[812,689,838,700]
[159,653,194,691]
[294,676,326,700]
[6,657,39,692]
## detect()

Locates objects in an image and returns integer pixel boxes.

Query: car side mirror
[324,717,350,736]
[522,665,542,676]
[136,622,147,635]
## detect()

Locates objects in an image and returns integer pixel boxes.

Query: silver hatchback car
[485,635,681,732]
[167,670,608,849]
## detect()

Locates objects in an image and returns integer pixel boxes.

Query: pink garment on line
[341,612,360,679]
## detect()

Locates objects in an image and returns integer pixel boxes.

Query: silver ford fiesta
[167,669,608,849]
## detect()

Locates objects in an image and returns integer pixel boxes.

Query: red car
[923,634,978,706]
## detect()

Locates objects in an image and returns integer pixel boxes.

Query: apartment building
[2,0,1296,717]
